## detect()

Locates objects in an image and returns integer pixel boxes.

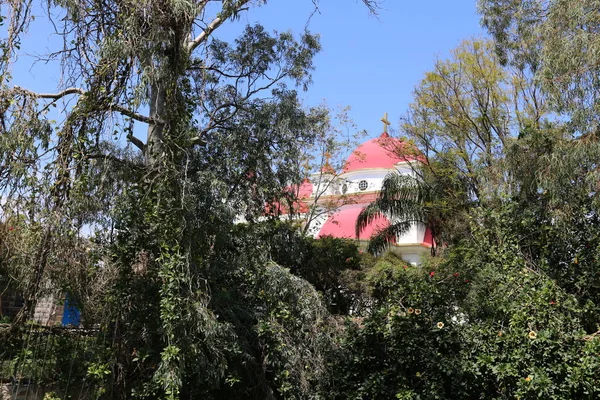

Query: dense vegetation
[1,0,600,398]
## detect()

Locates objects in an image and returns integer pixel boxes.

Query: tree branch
[109,104,156,124]
[190,136,207,146]
[85,153,143,169]
[34,87,85,99]
[127,133,145,151]
[15,87,147,157]
[187,0,251,53]
[13,86,158,125]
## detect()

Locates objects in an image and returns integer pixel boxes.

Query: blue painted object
[62,294,81,326]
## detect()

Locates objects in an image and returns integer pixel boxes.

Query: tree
[328,205,600,399]
[479,0,600,132]
[341,15,600,400]
[478,0,600,335]
[357,39,538,255]
[0,1,378,398]
[267,105,367,237]
[296,106,368,237]
[403,39,547,200]
[257,220,363,315]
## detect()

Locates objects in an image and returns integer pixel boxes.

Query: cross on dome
[380,112,391,133]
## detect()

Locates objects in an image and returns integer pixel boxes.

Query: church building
[294,113,433,265]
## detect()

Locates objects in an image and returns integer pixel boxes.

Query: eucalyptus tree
[478,0,600,132]
[0,0,378,397]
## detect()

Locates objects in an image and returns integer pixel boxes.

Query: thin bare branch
[31,87,85,99]
[187,0,252,53]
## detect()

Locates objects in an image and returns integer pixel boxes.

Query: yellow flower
[524,375,532,382]
[528,331,537,339]
[415,372,421,377]
[415,309,422,315]
[498,331,503,337]
[407,307,414,314]
[437,322,444,329]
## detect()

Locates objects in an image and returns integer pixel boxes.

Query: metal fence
[0,324,100,400]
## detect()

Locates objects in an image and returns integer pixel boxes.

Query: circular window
[358,180,368,191]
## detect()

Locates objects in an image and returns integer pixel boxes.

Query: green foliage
[326,206,600,399]
[479,0,600,131]
[0,1,376,398]
[4,2,600,399]
[230,221,362,315]
[324,253,469,399]
[356,170,470,255]
[334,35,600,400]
[357,39,544,257]
[260,221,362,314]
[403,39,545,199]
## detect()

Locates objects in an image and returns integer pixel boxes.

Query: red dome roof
[344,133,416,173]
[316,204,434,247]
[317,205,391,241]
[265,179,313,216]
[297,179,313,199]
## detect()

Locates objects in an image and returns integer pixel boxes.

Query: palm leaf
[355,202,385,238]
[367,221,413,255]
[356,172,430,254]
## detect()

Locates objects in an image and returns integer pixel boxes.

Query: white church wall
[339,169,394,195]
[395,222,420,244]
[309,175,333,197]
[416,222,426,243]
[395,164,415,176]
[309,162,415,198]
[390,245,431,266]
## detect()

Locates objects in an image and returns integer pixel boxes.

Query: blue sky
[231,0,486,137]
[11,0,485,140]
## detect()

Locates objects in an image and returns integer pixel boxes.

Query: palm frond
[377,173,426,222]
[379,173,420,202]
[356,171,432,254]
[367,221,413,255]
[356,202,384,238]
[356,172,427,236]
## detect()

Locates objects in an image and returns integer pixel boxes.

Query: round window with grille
[358,180,368,191]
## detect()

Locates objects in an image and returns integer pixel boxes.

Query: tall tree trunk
[146,83,166,166]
